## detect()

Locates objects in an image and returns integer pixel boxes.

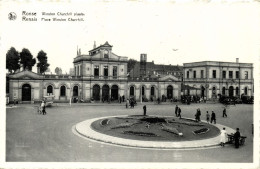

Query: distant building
[69,68,74,75]
[183,58,254,100]
[129,55,183,80]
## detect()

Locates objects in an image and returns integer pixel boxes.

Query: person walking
[223,108,227,117]
[41,100,46,115]
[143,105,147,116]
[175,105,179,117]
[234,128,241,148]
[122,95,125,102]
[119,96,122,103]
[197,108,201,122]
[220,128,227,147]
[211,111,216,124]
[206,111,210,123]
[178,107,182,119]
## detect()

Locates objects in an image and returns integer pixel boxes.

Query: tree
[55,67,62,75]
[127,59,137,73]
[20,48,36,71]
[6,47,20,73]
[37,50,50,74]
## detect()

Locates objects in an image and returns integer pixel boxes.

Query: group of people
[125,98,136,108]
[220,127,241,148]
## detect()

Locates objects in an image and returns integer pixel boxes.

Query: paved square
[6,102,253,162]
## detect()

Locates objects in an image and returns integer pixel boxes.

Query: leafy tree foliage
[127,59,137,73]
[37,50,50,74]
[6,47,20,73]
[20,48,36,71]
[55,67,62,75]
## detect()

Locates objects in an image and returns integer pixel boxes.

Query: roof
[89,41,113,52]
[181,84,200,90]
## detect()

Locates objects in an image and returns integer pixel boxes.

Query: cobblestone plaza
[6,102,254,165]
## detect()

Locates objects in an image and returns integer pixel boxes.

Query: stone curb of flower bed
[75,115,236,149]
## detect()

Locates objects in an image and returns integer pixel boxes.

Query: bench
[227,134,247,146]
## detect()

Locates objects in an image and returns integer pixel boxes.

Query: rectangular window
[187,71,189,79]
[104,66,108,77]
[94,65,99,77]
[245,71,248,79]
[201,70,204,78]
[193,71,196,78]
[212,70,216,78]
[113,66,117,77]
[229,71,233,79]
[236,71,239,79]
[222,71,226,79]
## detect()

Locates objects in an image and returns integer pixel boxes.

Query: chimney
[236,58,239,63]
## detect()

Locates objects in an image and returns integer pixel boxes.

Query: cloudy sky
[1,0,260,74]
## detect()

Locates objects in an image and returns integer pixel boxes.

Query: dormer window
[104,50,109,58]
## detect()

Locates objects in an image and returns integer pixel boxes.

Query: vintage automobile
[241,96,254,104]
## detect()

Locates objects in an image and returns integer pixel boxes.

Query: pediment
[159,75,179,81]
[8,70,43,79]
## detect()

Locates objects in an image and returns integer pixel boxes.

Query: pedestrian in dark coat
[175,105,178,117]
[143,105,147,116]
[211,111,216,124]
[122,95,125,102]
[234,128,241,148]
[119,96,122,103]
[197,108,201,121]
[178,107,182,119]
[223,108,227,117]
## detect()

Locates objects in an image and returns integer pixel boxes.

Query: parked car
[43,95,55,107]
[241,96,254,104]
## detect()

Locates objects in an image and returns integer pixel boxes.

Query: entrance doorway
[167,85,173,99]
[93,85,100,101]
[73,86,78,97]
[201,86,205,98]
[102,85,109,101]
[22,84,31,101]
[111,85,118,101]
[229,86,234,97]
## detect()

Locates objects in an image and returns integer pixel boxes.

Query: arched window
[130,86,134,96]
[60,85,66,96]
[47,85,53,95]
[151,86,155,96]
[142,86,145,96]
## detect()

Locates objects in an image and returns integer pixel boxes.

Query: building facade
[183,59,254,100]
[129,55,183,80]
[7,42,182,103]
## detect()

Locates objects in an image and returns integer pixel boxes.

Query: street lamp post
[69,76,72,106]
[140,77,142,104]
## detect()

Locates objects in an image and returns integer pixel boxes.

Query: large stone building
[7,42,182,103]
[183,59,254,100]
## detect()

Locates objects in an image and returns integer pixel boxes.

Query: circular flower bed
[90,115,220,141]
